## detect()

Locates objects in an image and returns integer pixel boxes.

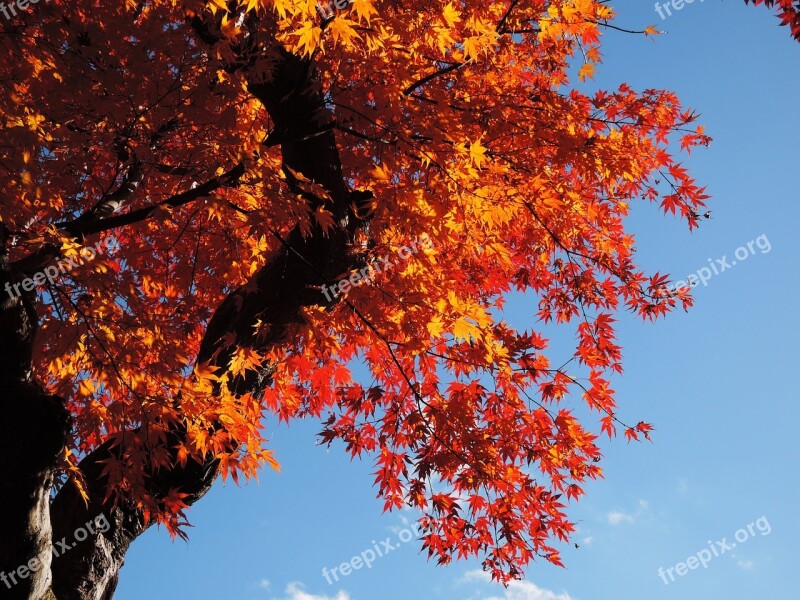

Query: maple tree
[0,1,795,599]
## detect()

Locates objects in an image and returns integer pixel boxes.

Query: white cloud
[606,511,634,525]
[276,582,350,600]
[259,579,271,590]
[606,499,649,526]
[462,570,574,600]
[738,559,754,570]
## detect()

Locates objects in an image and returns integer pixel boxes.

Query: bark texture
[1,225,70,600]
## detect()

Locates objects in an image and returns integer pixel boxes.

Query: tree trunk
[1,227,70,600]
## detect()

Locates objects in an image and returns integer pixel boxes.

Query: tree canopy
[0,1,797,598]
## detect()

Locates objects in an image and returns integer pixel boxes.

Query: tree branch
[10,162,245,277]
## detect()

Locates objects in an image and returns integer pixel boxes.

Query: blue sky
[115,3,800,599]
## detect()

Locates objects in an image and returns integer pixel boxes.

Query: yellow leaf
[442,2,461,27]
[578,63,595,81]
[296,21,322,56]
[463,36,481,61]
[328,16,362,47]
[194,362,221,382]
[262,449,281,472]
[78,378,96,396]
[427,315,445,337]
[229,347,262,377]
[469,137,488,168]
[452,317,480,342]
[372,163,390,181]
[351,0,378,24]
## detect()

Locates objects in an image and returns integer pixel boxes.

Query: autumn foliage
[745,0,800,39]
[0,0,793,591]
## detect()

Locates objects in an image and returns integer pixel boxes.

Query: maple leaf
[469,137,488,169]
[442,2,462,27]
